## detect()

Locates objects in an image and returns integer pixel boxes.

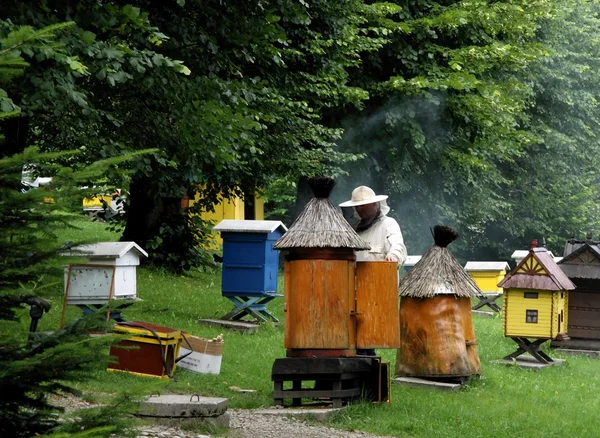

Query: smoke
[332,95,452,255]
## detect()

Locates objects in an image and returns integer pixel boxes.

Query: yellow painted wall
[552,291,568,337]
[503,288,554,338]
[563,292,569,334]
[254,196,265,220]
[468,271,506,293]
[83,195,112,208]
[188,191,264,247]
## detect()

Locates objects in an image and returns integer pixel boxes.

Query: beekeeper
[339,186,407,265]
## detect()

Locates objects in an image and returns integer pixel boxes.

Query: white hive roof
[213,220,287,234]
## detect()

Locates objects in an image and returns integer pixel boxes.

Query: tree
[2,0,383,271]
[0,24,147,437]
[336,0,600,260]
[1,1,194,270]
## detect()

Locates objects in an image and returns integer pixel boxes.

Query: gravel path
[51,394,392,438]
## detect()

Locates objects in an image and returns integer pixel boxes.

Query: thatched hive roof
[273,177,370,251]
[398,225,480,298]
[499,247,575,290]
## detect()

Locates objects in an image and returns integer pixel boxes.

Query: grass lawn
[27,217,600,437]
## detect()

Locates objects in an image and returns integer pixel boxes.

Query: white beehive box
[64,242,148,305]
[511,249,559,266]
[404,255,422,270]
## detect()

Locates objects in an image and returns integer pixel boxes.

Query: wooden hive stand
[272,357,387,408]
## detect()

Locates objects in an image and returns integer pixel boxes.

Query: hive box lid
[464,261,510,271]
[404,255,422,267]
[66,242,148,259]
[213,220,287,234]
[511,249,559,263]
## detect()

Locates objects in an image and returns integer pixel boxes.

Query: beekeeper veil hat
[339,186,390,215]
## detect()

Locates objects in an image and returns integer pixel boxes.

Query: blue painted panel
[220,230,282,296]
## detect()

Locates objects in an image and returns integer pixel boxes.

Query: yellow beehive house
[187,191,264,248]
[499,246,575,340]
[464,261,510,293]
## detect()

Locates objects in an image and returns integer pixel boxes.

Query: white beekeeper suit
[339,186,407,264]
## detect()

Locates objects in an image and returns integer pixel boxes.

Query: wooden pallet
[271,357,387,408]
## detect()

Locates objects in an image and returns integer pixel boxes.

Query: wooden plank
[393,377,462,392]
[568,309,600,328]
[569,291,600,308]
[472,310,495,318]
[285,260,353,349]
[284,262,291,348]
[567,327,600,339]
[272,357,374,375]
[197,318,259,333]
[272,388,362,399]
[356,261,400,349]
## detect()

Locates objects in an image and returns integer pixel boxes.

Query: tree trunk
[1,116,30,159]
[121,176,181,251]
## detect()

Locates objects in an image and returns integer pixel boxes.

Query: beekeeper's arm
[385,218,407,265]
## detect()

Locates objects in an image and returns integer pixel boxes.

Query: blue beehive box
[213,220,287,297]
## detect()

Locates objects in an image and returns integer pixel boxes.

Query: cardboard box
[177,335,223,374]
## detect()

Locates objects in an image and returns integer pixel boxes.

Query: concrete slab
[139,395,228,418]
[472,310,495,318]
[554,348,600,358]
[551,338,600,351]
[197,318,259,333]
[255,406,343,422]
[493,355,566,370]
[393,377,462,391]
[151,412,230,428]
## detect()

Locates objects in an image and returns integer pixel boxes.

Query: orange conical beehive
[396,225,481,379]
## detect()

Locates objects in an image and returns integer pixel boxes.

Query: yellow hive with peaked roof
[499,246,575,339]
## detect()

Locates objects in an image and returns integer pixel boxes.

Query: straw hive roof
[273,177,370,250]
[499,247,575,290]
[398,225,480,298]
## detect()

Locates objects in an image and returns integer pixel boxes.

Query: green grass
[27,217,600,437]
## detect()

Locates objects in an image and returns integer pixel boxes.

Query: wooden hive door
[355,261,400,349]
[284,259,355,349]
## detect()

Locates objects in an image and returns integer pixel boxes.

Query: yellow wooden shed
[500,246,574,340]
[464,261,510,293]
[186,191,264,247]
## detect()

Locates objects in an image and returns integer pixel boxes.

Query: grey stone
[493,355,566,370]
[139,395,228,418]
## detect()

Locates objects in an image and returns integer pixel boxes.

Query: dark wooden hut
[395,225,481,380]
[556,235,600,346]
